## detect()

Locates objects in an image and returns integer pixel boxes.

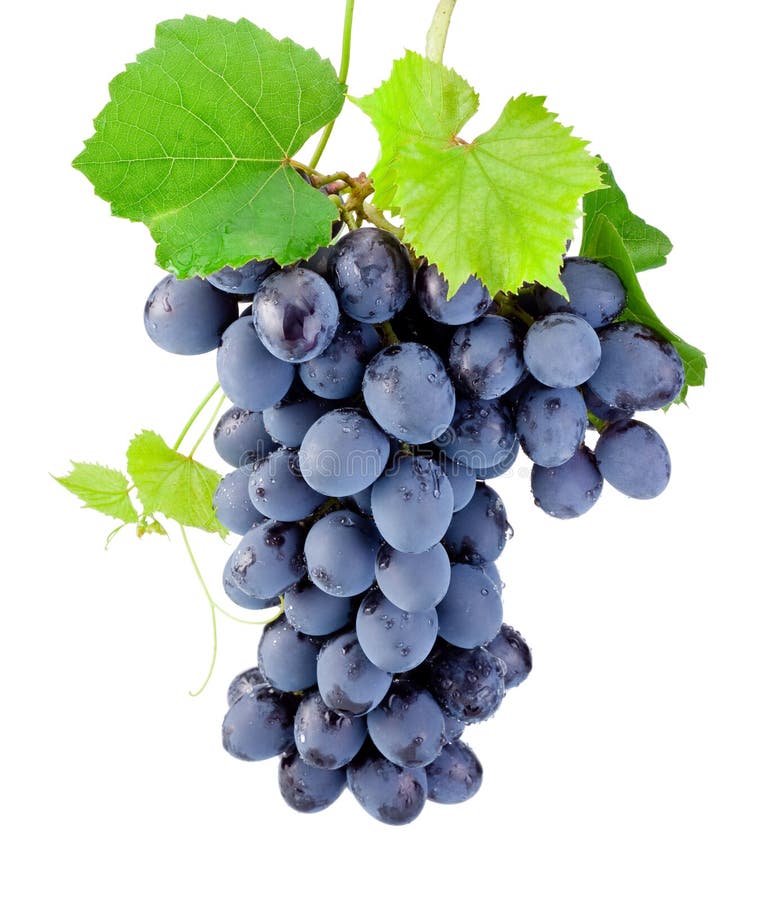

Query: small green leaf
[55,462,139,524]
[356,54,604,295]
[73,16,346,278]
[353,51,479,211]
[126,431,226,536]
[582,162,673,272]
[581,213,706,402]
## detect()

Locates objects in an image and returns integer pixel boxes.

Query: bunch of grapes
[144,220,683,824]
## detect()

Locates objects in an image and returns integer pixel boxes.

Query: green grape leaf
[581,213,706,402]
[356,54,604,295]
[353,51,479,211]
[126,431,226,536]
[582,162,672,272]
[54,463,139,524]
[73,16,346,278]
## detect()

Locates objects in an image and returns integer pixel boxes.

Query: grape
[213,406,278,467]
[448,315,525,399]
[207,258,276,295]
[346,744,428,825]
[278,751,346,813]
[415,262,491,325]
[486,625,532,689]
[144,275,238,355]
[531,446,603,518]
[283,581,355,637]
[581,383,634,425]
[515,382,587,468]
[217,317,294,411]
[299,245,334,279]
[523,312,601,388]
[375,542,451,612]
[299,408,390,497]
[222,564,280,611]
[371,455,454,553]
[213,466,264,535]
[437,456,476,512]
[594,419,671,499]
[222,686,298,761]
[362,343,456,444]
[299,317,382,399]
[253,267,339,363]
[262,381,334,449]
[327,228,413,324]
[367,681,445,767]
[428,645,506,723]
[442,712,465,742]
[425,740,483,804]
[437,564,503,649]
[391,299,457,361]
[293,691,367,770]
[226,667,267,707]
[434,396,516,471]
[355,588,438,673]
[587,322,685,411]
[348,485,373,516]
[227,520,306,599]
[248,449,324,522]
[536,257,626,327]
[258,617,320,692]
[443,483,509,565]
[316,630,392,717]
[469,438,519,480]
[304,510,380,597]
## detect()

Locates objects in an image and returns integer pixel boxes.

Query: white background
[3,0,764,897]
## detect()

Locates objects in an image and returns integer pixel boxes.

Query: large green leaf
[356,54,604,295]
[54,462,138,524]
[74,16,346,277]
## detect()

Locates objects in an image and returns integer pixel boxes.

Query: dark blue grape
[299,408,390,497]
[415,262,492,325]
[293,691,367,770]
[537,257,626,327]
[437,564,503,649]
[316,631,392,717]
[442,712,465,742]
[437,456,476,511]
[375,543,451,612]
[257,617,320,692]
[227,520,306,599]
[283,581,355,637]
[443,483,509,565]
[262,381,334,449]
[327,227,413,323]
[222,564,280,611]
[581,383,634,424]
[515,382,587,468]
[391,299,457,361]
[531,446,603,518]
[216,317,294,411]
[144,275,238,355]
[299,317,382,399]
[278,751,346,813]
[434,396,516,471]
[363,343,456,444]
[371,455,453,554]
[356,588,438,674]
[304,510,380,597]
[523,312,601,388]
[214,406,278,467]
[367,681,445,768]
[425,740,483,804]
[428,645,506,724]
[587,322,685,411]
[207,258,276,295]
[248,449,323,522]
[226,667,267,707]
[299,245,334,279]
[213,467,265,535]
[486,625,532,689]
[346,744,428,826]
[222,686,298,761]
[595,419,671,498]
[470,438,519,480]
[448,315,525,399]
[253,267,339,363]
